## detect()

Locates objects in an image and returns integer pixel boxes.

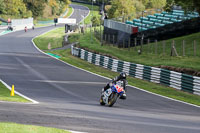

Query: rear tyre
[108,93,118,107]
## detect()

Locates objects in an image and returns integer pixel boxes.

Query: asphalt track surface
[0,4,200,133]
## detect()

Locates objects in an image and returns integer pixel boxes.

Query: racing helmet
[119,72,126,80]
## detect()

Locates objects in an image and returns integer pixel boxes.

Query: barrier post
[128,38,131,51]
[163,40,165,55]
[155,40,157,55]
[113,35,115,46]
[148,39,150,53]
[134,38,137,51]
[194,40,196,56]
[182,40,185,56]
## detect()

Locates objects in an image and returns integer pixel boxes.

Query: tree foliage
[140,0,166,9]
[107,0,167,20]
[164,0,175,11]
[91,15,100,26]
[0,0,71,18]
[108,0,136,19]
[172,0,200,13]
[24,0,46,18]
[134,0,145,13]
[150,0,166,9]
[2,0,32,17]
[0,0,6,14]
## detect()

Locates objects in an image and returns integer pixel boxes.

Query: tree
[150,0,166,9]
[58,0,71,15]
[4,0,32,17]
[0,0,6,14]
[140,0,166,9]
[59,0,71,8]
[107,0,136,20]
[174,0,200,13]
[164,0,175,11]
[134,0,145,13]
[48,0,71,16]
[141,0,150,7]
[49,0,59,15]
[91,15,100,26]
[24,0,46,18]
[165,0,200,13]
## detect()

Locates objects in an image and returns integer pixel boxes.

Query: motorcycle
[100,81,125,107]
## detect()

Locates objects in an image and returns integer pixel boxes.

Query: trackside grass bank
[0,81,29,103]
[34,28,65,50]
[0,122,71,133]
[65,6,73,18]
[68,32,200,72]
[33,27,200,106]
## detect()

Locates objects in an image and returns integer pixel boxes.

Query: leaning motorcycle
[100,81,125,107]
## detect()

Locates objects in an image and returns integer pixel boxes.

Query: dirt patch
[159,65,200,77]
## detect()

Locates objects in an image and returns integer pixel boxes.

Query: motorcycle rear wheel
[108,93,118,107]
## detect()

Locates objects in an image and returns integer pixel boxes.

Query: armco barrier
[71,45,200,95]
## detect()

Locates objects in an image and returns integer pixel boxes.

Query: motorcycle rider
[24,26,27,32]
[103,72,127,99]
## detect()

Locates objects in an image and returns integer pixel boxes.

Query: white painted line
[68,5,75,18]
[32,80,105,85]
[127,85,200,108]
[0,79,39,104]
[68,130,87,133]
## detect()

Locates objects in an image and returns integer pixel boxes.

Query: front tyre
[100,95,105,105]
[108,93,118,107]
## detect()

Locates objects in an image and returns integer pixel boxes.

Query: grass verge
[33,27,200,106]
[68,31,200,72]
[0,81,29,102]
[65,6,73,18]
[0,122,71,133]
[34,27,65,50]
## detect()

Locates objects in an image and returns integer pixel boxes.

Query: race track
[0,4,200,133]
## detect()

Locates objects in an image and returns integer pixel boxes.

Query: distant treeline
[71,0,111,5]
[0,0,71,18]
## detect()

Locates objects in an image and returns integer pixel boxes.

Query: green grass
[72,2,100,24]
[34,28,65,50]
[65,6,73,18]
[33,27,200,106]
[0,122,71,133]
[68,31,200,72]
[0,82,29,102]
[72,2,100,11]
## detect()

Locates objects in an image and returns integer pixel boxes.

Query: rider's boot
[119,91,126,99]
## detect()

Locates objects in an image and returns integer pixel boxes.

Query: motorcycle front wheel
[108,93,118,107]
[100,95,105,105]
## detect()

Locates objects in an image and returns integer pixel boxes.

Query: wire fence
[100,33,200,57]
